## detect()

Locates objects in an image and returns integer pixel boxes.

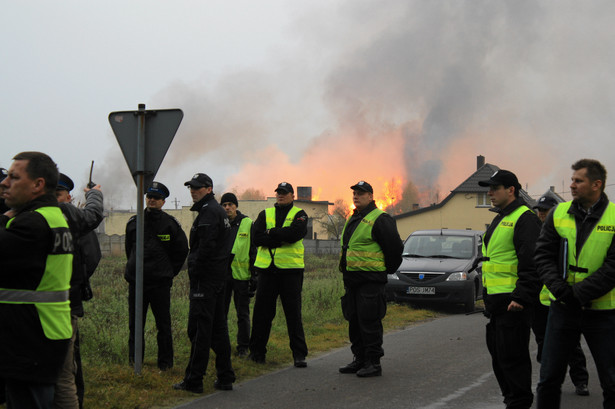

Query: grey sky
[2,1,615,209]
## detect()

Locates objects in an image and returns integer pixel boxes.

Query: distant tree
[316,199,351,240]
[239,188,266,200]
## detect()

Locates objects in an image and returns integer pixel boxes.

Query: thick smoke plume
[103,0,615,210]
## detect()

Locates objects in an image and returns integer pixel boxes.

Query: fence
[97,234,341,257]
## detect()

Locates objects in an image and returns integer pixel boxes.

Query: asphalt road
[174,311,601,409]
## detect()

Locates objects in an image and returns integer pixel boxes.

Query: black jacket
[125,208,189,289]
[535,193,615,306]
[482,198,542,314]
[252,201,308,274]
[0,194,70,383]
[339,201,403,287]
[60,188,104,316]
[188,193,232,284]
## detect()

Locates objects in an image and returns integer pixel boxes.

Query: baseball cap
[184,173,213,189]
[478,170,521,189]
[533,195,558,210]
[350,180,373,193]
[275,182,294,194]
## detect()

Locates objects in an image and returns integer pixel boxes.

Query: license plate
[406,286,435,295]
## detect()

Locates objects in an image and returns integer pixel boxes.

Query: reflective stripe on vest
[254,206,305,269]
[2,206,73,340]
[231,217,252,280]
[553,201,615,310]
[341,208,386,271]
[482,205,531,295]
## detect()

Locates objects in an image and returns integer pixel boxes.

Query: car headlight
[446,272,467,281]
[389,273,400,280]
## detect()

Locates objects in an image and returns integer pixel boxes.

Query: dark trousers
[184,279,235,387]
[223,278,251,352]
[486,309,534,409]
[341,283,387,363]
[249,270,308,359]
[128,283,174,370]
[532,303,588,386]
[4,379,54,409]
[537,302,615,409]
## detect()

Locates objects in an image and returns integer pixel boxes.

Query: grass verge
[72,254,444,408]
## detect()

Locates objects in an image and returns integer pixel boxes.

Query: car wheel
[464,283,476,313]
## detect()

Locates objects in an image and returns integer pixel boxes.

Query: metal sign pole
[134,103,146,375]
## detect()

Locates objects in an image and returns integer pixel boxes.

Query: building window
[476,193,490,207]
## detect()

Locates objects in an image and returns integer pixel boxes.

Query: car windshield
[402,235,475,259]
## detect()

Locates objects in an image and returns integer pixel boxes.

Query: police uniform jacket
[339,201,403,288]
[60,188,104,316]
[188,193,231,284]
[125,208,189,289]
[0,194,71,384]
[227,210,256,279]
[252,201,308,274]
[482,198,542,315]
[536,193,615,307]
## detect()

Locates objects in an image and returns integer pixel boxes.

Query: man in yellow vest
[249,182,309,367]
[0,152,73,409]
[338,181,403,377]
[478,169,542,409]
[220,192,256,357]
[531,194,589,397]
[536,159,615,408]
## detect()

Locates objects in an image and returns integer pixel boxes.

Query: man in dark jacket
[479,170,542,409]
[249,182,309,367]
[536,159,615,409]
[220,192,256,357]
[55,172,104,409]
[0,151,73,409]
[530,194,590,397]
[338,181,403,377]
[125,181,188,371]
[173,173,235,393]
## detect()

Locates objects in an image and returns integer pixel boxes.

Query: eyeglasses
[146,195,163,200]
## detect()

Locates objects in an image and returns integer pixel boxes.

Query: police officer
[125,182,188,371]
[536,159,615,408]
[249,182,309,367]
[0,167,8,213]
[174,173,235,393]
[338,181,403,377]
[478,170,542,409]
[220,192,256,357]
[55,172,104,409]
[531,194,590,397]
[0,152,73,408]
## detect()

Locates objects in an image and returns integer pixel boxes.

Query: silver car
[385,229,483,312]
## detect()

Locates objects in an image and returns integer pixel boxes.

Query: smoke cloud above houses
[98,0,615,210]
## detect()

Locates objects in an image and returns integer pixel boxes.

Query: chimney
[477,155,485,170]
[297,186,312,201]
[550,186,555,192]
